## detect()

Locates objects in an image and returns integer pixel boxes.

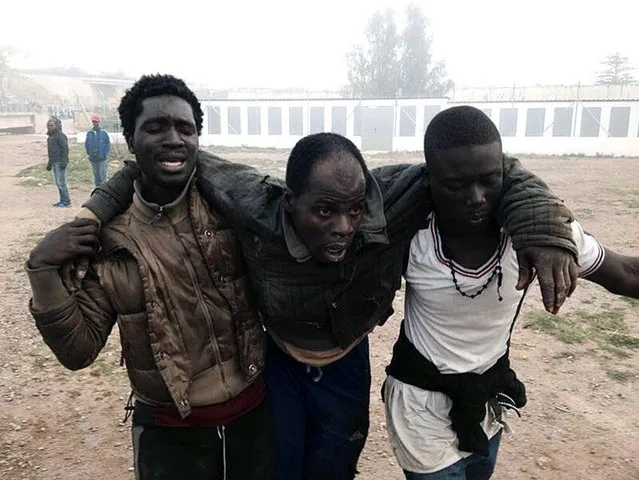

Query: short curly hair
[117,74,203,143]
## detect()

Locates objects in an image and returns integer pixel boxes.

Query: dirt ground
[0,134,637,480]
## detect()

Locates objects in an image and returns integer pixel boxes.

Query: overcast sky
[2,0,637,89]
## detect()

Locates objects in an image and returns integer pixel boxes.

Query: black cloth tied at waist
[385,321,527,457]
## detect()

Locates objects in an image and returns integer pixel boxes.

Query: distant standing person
[85,114,111,186]
[46,116,71,208]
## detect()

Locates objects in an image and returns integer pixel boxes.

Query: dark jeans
[91,160,108,186]
[265,336,371,480]
[132,399,272,480]
[404,431,502,480]
[52,163,70,205]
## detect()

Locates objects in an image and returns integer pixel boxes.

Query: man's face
[285,156,366,263]
[128,95,198,191]
[46,120,56,135]
[429,141,503,234]
[92,120,100,130]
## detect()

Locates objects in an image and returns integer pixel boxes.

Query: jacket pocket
[117,312,156,371]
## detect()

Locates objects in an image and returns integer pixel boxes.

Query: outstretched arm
[585,248,639,298]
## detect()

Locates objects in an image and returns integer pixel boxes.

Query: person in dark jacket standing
[84,114,111,186]
[46,116,70,207]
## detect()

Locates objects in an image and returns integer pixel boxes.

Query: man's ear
[126,138,135,154]
[284,189,295,213]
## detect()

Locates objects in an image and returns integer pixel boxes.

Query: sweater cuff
[82,161,139,223]
[509,233,579,259]
[25,262,72,315]
[82,189,123,224]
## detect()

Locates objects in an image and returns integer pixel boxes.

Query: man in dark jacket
[84,114,111,186]
[46,116,70,207]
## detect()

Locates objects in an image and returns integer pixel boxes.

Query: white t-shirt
[384,216,604,474]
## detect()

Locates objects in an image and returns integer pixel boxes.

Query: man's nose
[467,184,487,206]
[163,127,184,145]
[333,214,355,236]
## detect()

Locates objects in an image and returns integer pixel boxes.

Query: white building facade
[79,96,639,157]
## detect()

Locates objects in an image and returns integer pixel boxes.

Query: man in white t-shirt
[383,106,639,480]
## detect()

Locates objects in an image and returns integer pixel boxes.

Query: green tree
[400,4,453,97]
[596,53,635,85]
[346,9,400,98]
[345,4,452,98]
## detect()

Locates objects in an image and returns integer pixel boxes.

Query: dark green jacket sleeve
[82,160,140,223]
[371,156,577,256]
[499,155,576,255]
[82,150,275,225]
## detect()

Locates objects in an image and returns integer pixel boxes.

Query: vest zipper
[150,206,164,225]
[173,224,231,394]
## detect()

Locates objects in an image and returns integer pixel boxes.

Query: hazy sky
[2,0,637,89]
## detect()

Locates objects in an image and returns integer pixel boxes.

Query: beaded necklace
[444,234,504,302]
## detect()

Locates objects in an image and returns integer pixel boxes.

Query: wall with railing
[78,97,639,156]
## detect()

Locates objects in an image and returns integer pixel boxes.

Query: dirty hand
[28,218,100,270]
[516,246,579,314]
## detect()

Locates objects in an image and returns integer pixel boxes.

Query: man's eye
[482,174,501,185]
[318,208,332,217]
[350,206,363,216]
[445,182,464,191]
[180,125,196,135]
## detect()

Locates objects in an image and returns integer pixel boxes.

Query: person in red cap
[84,114,111,186]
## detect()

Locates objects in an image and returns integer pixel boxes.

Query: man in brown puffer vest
[25,74,271,479]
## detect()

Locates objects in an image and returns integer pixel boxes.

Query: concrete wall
[77,98,639,157]
[195,98,639,156]
[0,113,36,134]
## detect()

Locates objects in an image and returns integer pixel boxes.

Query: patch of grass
[601,344,633,359]
[607,333,639,349]
[17,143,132,187]
[523,307,639,355]
[522,310,587,344]
[606,369,636,383]
[576,308,626,333]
